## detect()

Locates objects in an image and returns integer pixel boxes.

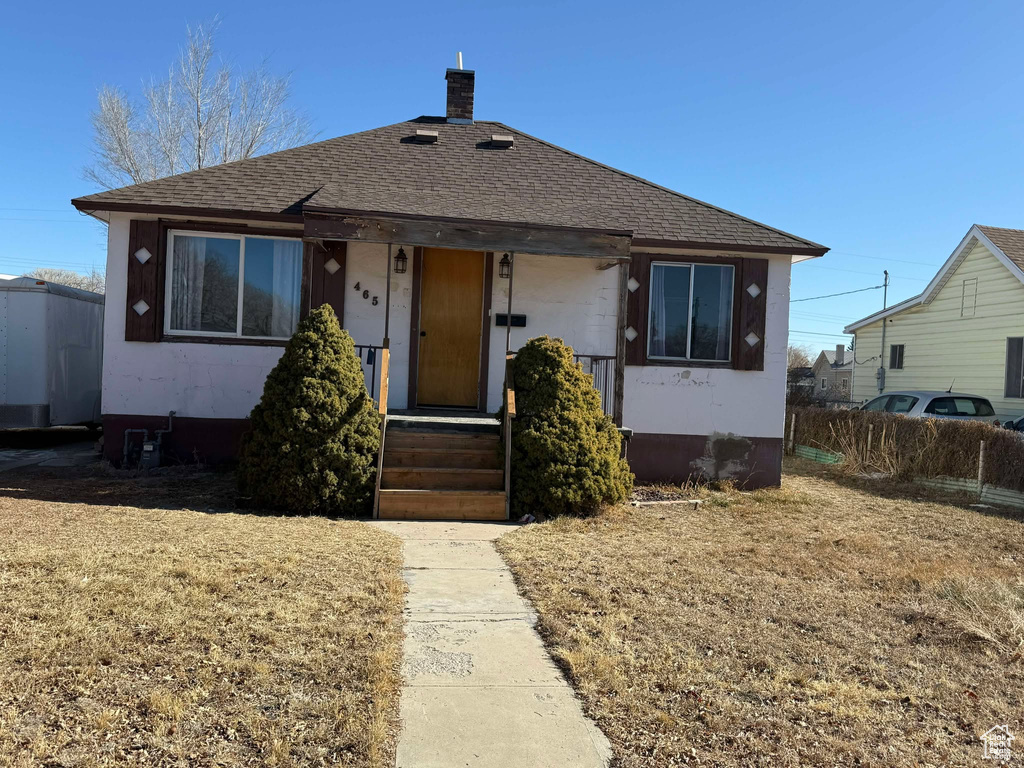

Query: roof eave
[631,237,828,258]
[843,293,924,334]
[70,198,304,224]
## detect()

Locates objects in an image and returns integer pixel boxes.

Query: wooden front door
[416,248,485,407]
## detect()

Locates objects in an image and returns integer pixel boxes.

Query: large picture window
[165,231,302,340]
[647,262,734,362]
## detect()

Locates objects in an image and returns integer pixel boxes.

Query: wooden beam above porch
[303,211,632,260]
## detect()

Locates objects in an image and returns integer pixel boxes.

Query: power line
[829,249,938,267]
[790,330,851,338]
[800,262,928,282]
[792,284,884,302]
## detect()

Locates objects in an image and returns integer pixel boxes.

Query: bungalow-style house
[810,345,852,402]
[845,224,1024,422]
[72,65,827,516]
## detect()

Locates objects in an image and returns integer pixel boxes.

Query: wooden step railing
[372,346,390,519]
[502,354,516,520]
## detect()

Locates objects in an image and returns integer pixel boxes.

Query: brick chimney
[445,67,475,123]
[835,344,845,366]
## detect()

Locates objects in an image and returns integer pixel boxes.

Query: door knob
[420,331,427,337]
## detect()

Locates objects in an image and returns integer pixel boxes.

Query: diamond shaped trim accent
[744,332,761,347]
[746,283,761,298]
[132,300,150,316]
[134,247,152,264]
[324,258,341,275]
[625,326,638,342]
[627,277,640,293]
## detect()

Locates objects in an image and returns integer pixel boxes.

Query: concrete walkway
[369,520,611,768]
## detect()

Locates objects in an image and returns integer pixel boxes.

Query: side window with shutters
[1006,337,1024,398]
[623,253,767,371]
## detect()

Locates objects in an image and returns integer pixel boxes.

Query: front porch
[305,211,631,520]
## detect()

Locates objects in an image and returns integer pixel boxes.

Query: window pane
[924,397,955,415]
[648,264,690,358]
[690,265,733,361]
[887,395,918,413]
[169,235,240,333]
[862,396,890,412]
[242,238,302,338]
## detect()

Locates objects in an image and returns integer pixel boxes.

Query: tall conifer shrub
[239,305,380,515]
[503,336,633,517]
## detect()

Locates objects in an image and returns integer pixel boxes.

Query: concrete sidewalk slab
[404,616,562,687]
[370,518,611,768]
[402,539,507,570]
[403,567,530,616]
[397,686,612,768]
[370,520,517,541]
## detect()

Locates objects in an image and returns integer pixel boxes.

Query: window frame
[163,229,304,342]
[821,377,828,390]
[645,259,736,364]
[1005,337,1024,399]
[889,344,905,370]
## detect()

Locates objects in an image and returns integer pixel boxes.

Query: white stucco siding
[103,214,292,419]
[622,255,792,439]
[342,242,414,409]
[103,212,791,438]
[484,253,619,411]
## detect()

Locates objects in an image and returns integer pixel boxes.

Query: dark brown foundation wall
[103,415,250,467]
[104,415,781,488]
[628,433,783,489]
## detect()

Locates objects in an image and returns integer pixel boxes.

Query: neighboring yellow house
[844,224,1024,422]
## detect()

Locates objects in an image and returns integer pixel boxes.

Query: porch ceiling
[303,209,632,260]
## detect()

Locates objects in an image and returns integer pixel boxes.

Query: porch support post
[383,243,393,347]
[613,260,628,427]
[504,252,515,355]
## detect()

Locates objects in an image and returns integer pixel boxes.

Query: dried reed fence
[787,407,1024,493]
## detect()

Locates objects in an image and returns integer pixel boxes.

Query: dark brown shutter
[303,241,346,323]
[1006,338,1024,398]
[125,220,163,342]
[625,253,648,365]
[734,257,768,371]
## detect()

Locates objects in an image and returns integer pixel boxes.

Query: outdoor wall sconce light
[499,253,512,279]
[393,246,408,274]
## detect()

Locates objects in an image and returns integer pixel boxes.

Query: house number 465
[353,282,378,305]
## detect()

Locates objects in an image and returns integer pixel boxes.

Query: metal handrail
[573,353,616,417]
[354,344,385,403]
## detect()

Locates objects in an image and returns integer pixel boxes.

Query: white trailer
[0,277,104,428]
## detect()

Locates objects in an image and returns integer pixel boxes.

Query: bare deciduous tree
[27,268,106,294]
[86,18,312,189]
[787,344,812,370]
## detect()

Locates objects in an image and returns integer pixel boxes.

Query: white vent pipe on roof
[457,51,463,69]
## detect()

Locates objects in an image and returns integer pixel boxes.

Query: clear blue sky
[2,0,1022,349]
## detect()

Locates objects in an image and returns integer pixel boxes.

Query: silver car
[859,391,997,422]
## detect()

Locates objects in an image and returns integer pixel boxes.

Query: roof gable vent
[413,129,438,144]
[490,134,514,149]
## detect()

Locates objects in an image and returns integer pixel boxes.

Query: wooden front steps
[376,420,507,520]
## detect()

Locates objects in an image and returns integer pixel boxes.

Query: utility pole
[877,270,889,393]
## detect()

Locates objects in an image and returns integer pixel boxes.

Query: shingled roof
[977,225,1024,272]
[72,116,826,255]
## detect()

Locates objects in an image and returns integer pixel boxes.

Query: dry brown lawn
[498,459,1024,767]
[0,467,405,767]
